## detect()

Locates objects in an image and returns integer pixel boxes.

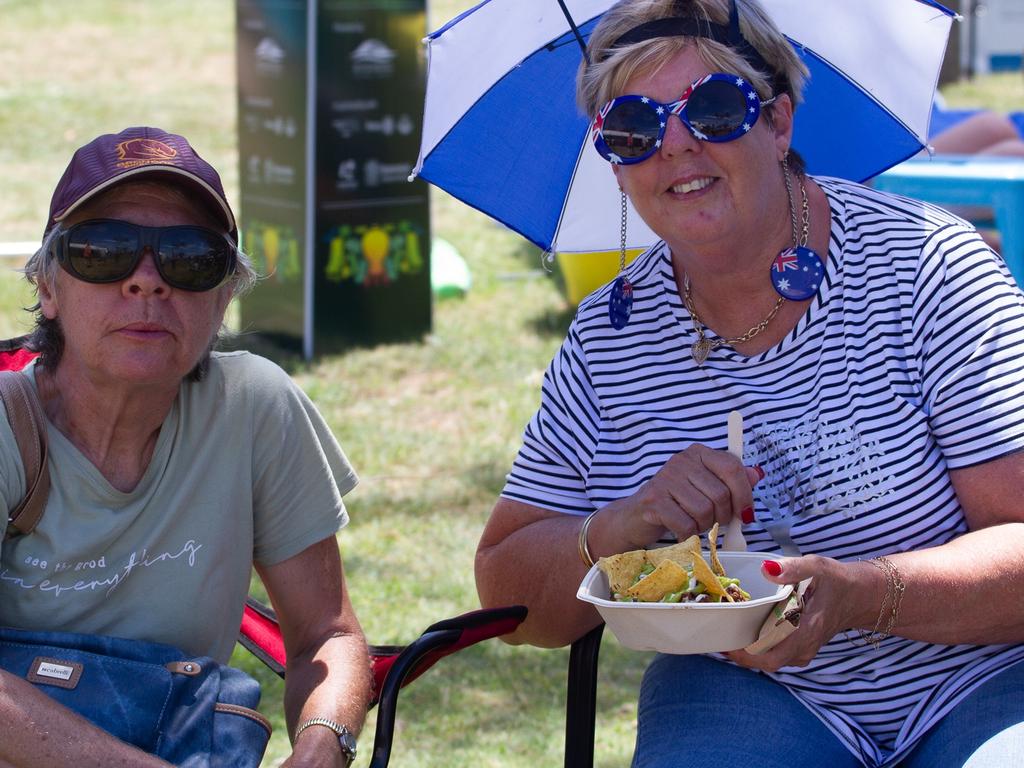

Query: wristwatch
[295,717,357,763]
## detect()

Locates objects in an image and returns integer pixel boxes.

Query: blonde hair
[577,0,808,119]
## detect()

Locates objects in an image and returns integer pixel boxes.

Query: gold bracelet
[848,556,905,649]
[578,510,599,568]
[873,556,906,639]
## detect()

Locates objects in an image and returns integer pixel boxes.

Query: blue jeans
[632,654,1024,768]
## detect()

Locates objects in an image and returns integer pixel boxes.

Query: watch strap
[295,716,357,761]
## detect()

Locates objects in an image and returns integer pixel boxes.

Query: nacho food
[646,535,701,569]
[625,559,689,602]
[708,522,725,577]
[597,535,751,604]
[690,551,734,601]
[600,549,647,596]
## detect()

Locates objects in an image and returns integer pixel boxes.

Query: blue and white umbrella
[412,0,957,256]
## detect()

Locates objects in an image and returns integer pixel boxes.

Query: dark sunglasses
[592,72,776,164]
[54,218,237,292]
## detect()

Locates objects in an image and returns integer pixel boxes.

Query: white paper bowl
[577,551,793,654]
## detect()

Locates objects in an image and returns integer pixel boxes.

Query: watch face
[338,728,357,758]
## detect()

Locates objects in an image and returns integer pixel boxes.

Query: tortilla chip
[708,522,725,577]
[646,535,701,570]
[691,552,731,601]
[625,559,690,602]
[597,550,647,596]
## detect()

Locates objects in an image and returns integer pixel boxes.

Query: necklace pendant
[691,337,712,366]
[770,245,824,301]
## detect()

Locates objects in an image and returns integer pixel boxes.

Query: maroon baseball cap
[45,126,237,241]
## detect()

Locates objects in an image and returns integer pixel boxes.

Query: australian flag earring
[608,190,634,330]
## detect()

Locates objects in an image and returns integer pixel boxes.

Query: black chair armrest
[564,623,605,768]
[369,605,527,767]
[369,626,463,768]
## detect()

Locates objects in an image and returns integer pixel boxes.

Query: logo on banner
[364,159,413,188]
[331,99,378,114]
[331,21,365,34]
[243,220,300,282]
[324,221,425,286]
[243,114,296,138]
[265,115,297,138]
[336,159,358,191]
[332,118,362,139]
[351,39,396,77]
[363,114,415,137]
[246,155,295,186]
[255,37,284,63]
[255,37,285,75]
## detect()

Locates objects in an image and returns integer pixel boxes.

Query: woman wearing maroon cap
[0,127,369,767]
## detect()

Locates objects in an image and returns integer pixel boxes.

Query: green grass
[1,1,1021,765]
[942,72,1024,113]
[0,0,238,242]
[0,261,33,339]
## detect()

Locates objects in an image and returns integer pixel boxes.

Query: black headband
[609,1,786,96]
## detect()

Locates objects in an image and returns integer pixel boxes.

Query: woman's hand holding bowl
[727,554,883,672]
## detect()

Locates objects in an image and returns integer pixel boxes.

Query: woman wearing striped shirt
[475,1,1024,766]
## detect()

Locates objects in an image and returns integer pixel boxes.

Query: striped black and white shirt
[502,177,1024,766]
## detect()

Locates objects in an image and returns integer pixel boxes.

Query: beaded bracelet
[848,555,906,649]
[578,510,599,568]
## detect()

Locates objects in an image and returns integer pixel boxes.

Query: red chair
[241,598,527,767]
[1,335,530,767]
[243,597,605,768]
[241,598,605,768]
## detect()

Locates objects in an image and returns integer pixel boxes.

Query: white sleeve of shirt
[502,327,601,515]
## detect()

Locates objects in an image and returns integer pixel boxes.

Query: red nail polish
[755,465,766,480]
[762,560,782,577]
[741,507,755,525]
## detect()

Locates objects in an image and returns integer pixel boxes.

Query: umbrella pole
[555,0,591,63]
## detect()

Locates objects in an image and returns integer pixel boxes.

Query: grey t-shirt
[0,351,357,662]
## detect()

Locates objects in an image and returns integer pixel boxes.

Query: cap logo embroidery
[115,138,179,169]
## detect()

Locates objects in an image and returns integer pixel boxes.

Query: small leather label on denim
[28,656,83,689]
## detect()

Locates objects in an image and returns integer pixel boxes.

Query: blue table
[874,155,1024,283]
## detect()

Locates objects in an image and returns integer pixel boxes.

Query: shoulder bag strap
[0,371,50,538]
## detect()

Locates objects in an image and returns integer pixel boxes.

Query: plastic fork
[721,410,748,552]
